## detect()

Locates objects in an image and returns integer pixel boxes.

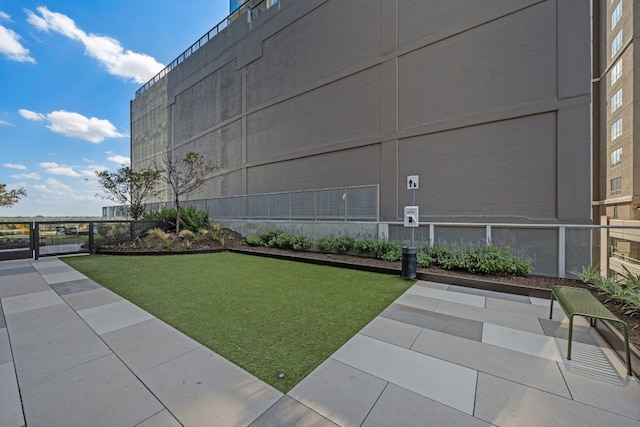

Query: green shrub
[144,208,177,230]
[354,238,376,254]
[417,251,434,268]
[291,235,312,251]
[316,236,334,252]
[273,233,294,250]
[144,207,209,233]
[335,235,355,254]
[256,229,284,247]
[373,240,401,262]
[179,206,210,233]
[246,235,265,246]
[416,243,531,276]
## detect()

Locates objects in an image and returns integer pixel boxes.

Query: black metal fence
[0,220,163,261]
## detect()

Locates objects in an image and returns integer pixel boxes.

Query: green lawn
[63,252,413,392]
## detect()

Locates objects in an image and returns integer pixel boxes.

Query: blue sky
[0,0,231,217]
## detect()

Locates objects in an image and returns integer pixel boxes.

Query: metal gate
[0,222,32,261]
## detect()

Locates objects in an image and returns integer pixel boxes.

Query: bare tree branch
[160,152,219,234]
[0,183,27,208]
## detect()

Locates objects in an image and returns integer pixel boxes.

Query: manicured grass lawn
[63,252,413,392]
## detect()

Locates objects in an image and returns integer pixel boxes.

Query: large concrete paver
[288,358,387,427]
[0,361,24,427]
[475,372,640,427]
[20,353,164,427]
[139,346,282,426]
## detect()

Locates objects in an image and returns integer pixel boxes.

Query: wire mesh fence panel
[491,227,558,277]
[316,189,346,220]
[268,193,290,219]
[290,192,316,219]
[247,194,269,219]
[346,186,378,220]
[155,185,379,222]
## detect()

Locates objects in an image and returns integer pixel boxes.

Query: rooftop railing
[135,0,276,97]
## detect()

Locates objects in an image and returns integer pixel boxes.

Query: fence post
[600,216,609,278]
[33,222,39,260]
[486,225,492,246]
[88,221,95,254]
[558,226,566,278]
[429,224,435,247]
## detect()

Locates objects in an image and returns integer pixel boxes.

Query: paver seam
[280,394,342,427]
[133,407,184,427]
[359,382,391,426]
[0,296,26,427]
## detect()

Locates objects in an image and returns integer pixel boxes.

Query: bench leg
[567,316,574,360]
[549,293,555,320]
[620,322,632,377]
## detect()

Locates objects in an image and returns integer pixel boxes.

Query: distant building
[593,0,640,275]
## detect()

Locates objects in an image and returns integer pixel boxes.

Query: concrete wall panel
[173,120,242,168]
[397,114,557,219]
[247,145,380,194]
[398,1,555,130]
[174,61,241,142]
[246,0,380,108]
[398,0,543,48]
[246,67,381,162]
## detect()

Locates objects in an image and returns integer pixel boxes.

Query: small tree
[161,152,218,234]
[95,166,161,219]
[0,183,26,207]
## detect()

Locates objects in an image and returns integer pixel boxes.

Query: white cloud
[81,164,107,178]
[18,109,45,121]
[39,162,80,177]
[3,163,27,170]
[11,172,40,180]
[0,13,36,64]
[0,119,11,126]
[33,177,71,195]
[25,6,164,84]
[20,109,124,143]
[107,153,130,165]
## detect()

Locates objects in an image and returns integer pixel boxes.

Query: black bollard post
[401,246,417,279]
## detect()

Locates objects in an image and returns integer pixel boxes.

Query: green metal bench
[549,285,631,376]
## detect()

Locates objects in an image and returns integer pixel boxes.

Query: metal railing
[0,220,164,261]
[6,215,640,280]
[135,0,277,97]
[386,222,599,278]
[104,185,380,222]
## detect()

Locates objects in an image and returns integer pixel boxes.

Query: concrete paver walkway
[1,257,639,426]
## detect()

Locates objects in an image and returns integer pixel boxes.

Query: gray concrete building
[131,0,592,230]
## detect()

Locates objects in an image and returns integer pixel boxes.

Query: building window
[612,29,623,58]
[611,147,622,167]
[611,88,622,113]
[611,118,623,140]
[611,59,622,85]
[611,1,622,29]
[611,177,622,195]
